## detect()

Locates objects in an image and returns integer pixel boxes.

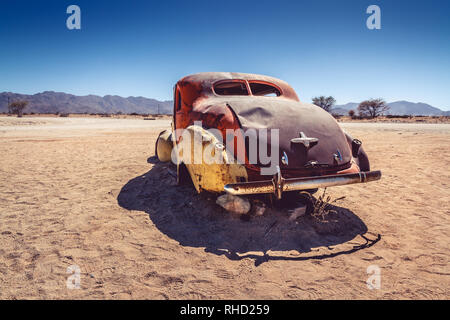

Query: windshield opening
[249,82,281,97]
[214,81,249,96]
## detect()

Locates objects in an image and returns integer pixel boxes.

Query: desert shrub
[312,96,336,113]
[301,188,345,221]
[358,99,389,118]
[331,113,342,119]
[59,113,69,117]
[348,110,355,117]
[8,100,28,117]
[386,114,411,119]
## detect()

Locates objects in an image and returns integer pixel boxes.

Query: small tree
[358,98,389,119]
[348,109,355,117]
[312,96,336,113]
[8,100,29,118]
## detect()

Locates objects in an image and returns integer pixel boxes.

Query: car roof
[178,72,299,101]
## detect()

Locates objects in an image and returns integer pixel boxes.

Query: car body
[156,72,381,199]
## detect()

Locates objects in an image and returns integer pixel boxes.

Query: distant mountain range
[0,91,173,114]
[332,101,450,116]
[1,91,449,116]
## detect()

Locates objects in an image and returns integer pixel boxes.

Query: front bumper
[224,167,382,199]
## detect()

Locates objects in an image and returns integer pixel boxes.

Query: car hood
[206,96,352,173]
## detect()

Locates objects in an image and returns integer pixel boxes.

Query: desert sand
[0,116,448,299]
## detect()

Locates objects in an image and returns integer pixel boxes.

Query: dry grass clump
[301,188,346,220]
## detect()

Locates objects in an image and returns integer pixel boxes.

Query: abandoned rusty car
[156,72,381,200]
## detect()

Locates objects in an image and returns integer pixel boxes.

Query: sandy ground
[0,116,448,299]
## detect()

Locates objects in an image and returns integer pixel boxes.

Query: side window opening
[249,82,281,97]
[214,81,249,96]
[176,89,181,111]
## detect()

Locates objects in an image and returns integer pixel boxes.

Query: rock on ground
[216,194,251,215]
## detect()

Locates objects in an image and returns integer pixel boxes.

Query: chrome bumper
[224,167,382,199]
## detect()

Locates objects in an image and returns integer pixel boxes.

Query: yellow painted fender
[176,125,248,193]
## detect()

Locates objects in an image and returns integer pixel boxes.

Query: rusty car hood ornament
[290,132,319,149]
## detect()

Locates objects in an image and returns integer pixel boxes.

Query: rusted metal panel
[165,72,380,195]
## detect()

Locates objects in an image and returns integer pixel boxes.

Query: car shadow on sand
[117,159,380,266]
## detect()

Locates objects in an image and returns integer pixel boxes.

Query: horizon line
[1,90,449,111]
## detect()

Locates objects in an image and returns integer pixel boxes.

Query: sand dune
[0,116,448,299]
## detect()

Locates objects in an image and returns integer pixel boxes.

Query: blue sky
[0,0,449,109]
